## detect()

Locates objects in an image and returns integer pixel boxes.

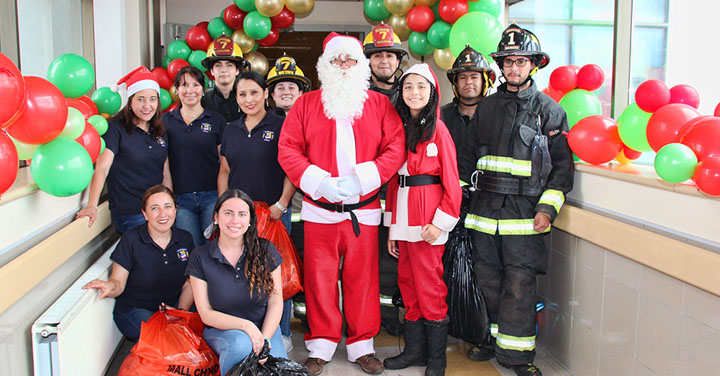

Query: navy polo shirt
[163,108,226,194]
[103,120,168,215]
[111,224,195,311]
[185,239,282,328]
[220,111,286,205]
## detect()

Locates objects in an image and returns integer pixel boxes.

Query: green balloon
[207,17,233,40]
[364,0,391,21]
[46,53,95,99]
[468,0,502,18]
[427,20,452,49]
[160,89,172,111]
[654,143,698,183]
[100,137,106,155]
[167,40,191,61]
[409,32,434,56]
[162,54,172,69]
[244,11,272,40]
[558,89,602,129]
[60,107,86,139]
[10,136,38,160]
[617,103,652,152]
[235,0,256,12]
[250,42,259,53]
[91,87,122,115]
[431,2,440,20]
[88,114,108,136]
[30,137,93,197]
[188,50,208,72]
[449,11,503,58]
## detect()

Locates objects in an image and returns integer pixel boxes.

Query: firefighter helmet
[202,35,250,71]
[362,23,408,60]
[266,53,311,92]
[490,23,550,69]
[447,45,496,97]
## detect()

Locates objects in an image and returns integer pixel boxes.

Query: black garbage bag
[226,341,308,376]
[442,189,491,345]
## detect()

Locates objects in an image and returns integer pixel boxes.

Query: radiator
[32,241,123,376]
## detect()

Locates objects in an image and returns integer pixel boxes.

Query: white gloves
[335,175,362,197]
[317,177,352,203]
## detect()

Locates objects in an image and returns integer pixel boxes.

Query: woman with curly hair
[186,189,286,374]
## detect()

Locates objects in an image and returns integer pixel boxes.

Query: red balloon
[223,5,247,30]
[676,115,711,142]
[542,86,564,103]
[196,21,209,31]
[669,84,700,109]
[6,76,68,144]
[635,79,670,113]
[0,53,26,129]
[694,157,720,196]
[438,0,469,24]
[257,27,280,47]
[271,7,295,29]
[67,97,95,119]
[163,102,179,114]
[568,115,623,165]
[0,130,19,196]
[680,117,720,161]
[407,6,435,33]
[714,102,720,117]
[646,103,701,152]
[185,26,212,51]
[77,95,99,116]
[167,59,190,82]
[576,64,605,91]
[622,145,642,160]
[75,121,101,163]
[549,66,578,94]
[151,67,173,90]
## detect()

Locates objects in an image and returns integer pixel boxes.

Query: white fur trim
[383,211,393,227]
[305,338,338,362]
[301,203,381,225]
[353,161,381,195]
[401,63,435,87]
[432,207,459,232]
[346,338,375,362]
[127,79,160,97]
[426,142,438,157]
[324,35,364,61]
[300,165,331,200]
[389,224,449,245]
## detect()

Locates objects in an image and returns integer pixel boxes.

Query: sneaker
[467,344,495,361]
[500,362,543,376]
[304,357,328,375]
[354,353,384,374]
[282,335,293,353]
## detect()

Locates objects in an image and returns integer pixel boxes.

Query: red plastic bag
[118,310,220,376]
[255,201,304,300]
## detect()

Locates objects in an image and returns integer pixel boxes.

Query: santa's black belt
[477,174,542,196]
[304,191,380,237]
[398,174,441,188]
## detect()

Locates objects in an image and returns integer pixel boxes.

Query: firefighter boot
[424,317,449,376]
[384,319,427,369]
[501,363,543,376]
[467,337,496,361]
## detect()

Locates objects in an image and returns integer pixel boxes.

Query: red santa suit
[278,33,406,363]
[384,64,462,322]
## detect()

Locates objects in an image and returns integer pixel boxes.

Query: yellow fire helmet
[202,35,250,71]
[266,53,311,92]
[362,23,407,60]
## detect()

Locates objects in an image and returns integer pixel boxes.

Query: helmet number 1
[464,53,473,63]
[508,32,516,45]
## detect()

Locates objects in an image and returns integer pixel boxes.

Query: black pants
[378,224,400,321]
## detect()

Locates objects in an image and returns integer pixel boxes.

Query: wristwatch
[274,201,288,214]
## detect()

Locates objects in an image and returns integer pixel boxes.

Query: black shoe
[467,344,495,361]
[500,363,543,376]
[381,317,403,337]
[424,317,449,376]
[384,319,427,370]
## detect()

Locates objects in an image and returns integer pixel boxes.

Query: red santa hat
[114,66,160,97]
[322,32,365,61]
[401,63,436,88]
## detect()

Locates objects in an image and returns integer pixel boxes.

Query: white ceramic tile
[604,251,642,290]
[639,266,683,309]
[682,283,720,331]
[635,295,680,376]
[572,264,603,331]
[576,239,606,273]
[567,320,600,376]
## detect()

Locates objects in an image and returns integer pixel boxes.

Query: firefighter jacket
[369,80,400,107]
[458,80,574,236]
[440,98,472,169]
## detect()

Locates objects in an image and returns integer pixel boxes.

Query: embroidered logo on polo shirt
[262,130,275,142]
[176,248,189,261]
[156,137,167,147]
[200,123,212,133]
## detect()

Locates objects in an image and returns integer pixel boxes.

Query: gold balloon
[414,0,437,6]
[169,85,179,102]
[388,14,411,41]
[245,51,270,77]
[232,30,256,54]
[285,0,314,14]
[384,0,413,16]
[256,0,284,17]
[433,47,455,70]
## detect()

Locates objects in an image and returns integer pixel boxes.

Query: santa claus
[278,32,406,375]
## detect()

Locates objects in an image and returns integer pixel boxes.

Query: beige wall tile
[639,266,683,308]
[548,250,576,314]
[677,316,720,376]
[572,264,604,331]
[576,239,606,273]
[600,278,638,354]
[552,229,577,259]
[538,273,549,302]
[605,251,642,290]
[567,320,600,376]
[636,295,681,376]
[544,307,573,366]
[634,362,657,376]
[599,341,636,376]
[682,283,720,331]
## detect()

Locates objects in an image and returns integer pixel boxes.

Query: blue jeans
[113,302,154,341]
[280,209,292,235]
[110,210,146,234]
[175,190,217,247]
[204,325,287,375]
[281,299,292,336]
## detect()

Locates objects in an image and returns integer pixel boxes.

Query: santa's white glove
[316,177,352,203]
[335,175,362,196]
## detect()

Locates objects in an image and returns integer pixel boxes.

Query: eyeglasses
[503,58,530,68]
[331,55,358,67]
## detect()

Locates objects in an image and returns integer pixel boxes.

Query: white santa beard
[317,57,371,121]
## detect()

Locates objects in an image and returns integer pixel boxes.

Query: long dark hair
[111,91,165,138]
[213,189,274,298]
[395,74,438,153]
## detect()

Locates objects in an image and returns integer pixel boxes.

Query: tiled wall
[537,229,720,376]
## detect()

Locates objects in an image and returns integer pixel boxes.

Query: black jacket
[440,99,473,166]
[202,87,241,123]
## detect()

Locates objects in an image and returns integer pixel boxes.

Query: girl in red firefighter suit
[383,63,462,376]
